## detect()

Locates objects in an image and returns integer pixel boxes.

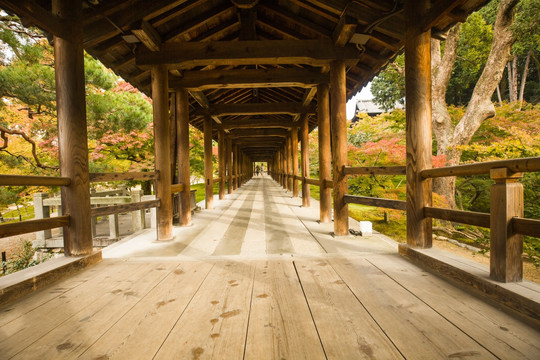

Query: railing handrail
[421,157,540,179]
[344,165,406,176]
[0,216,70,238]
[0,175,71,187]
[89,171,158,182]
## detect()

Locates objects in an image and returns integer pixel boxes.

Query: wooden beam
[293,87,317,122]
[330,60,348,235]
[198,102,316,116]
[0,216,70,238]
[222,118,294,130]
[152,64,173,241]
[131,19,162,51]
[422,0,467,32]
[238,7,257,40]
[0,175,70,187]
[189,90,222,124]
[333,15,358,46]
[229,128,289,138]
[170,68,329,90]
[136,40,363,68]
[405,0,433,248]
[0,0,69,38]
[177,89,191,226]
[53,0,92,256]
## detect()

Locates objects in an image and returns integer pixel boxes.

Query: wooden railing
[0,172,162,240]
[270,172,334,189]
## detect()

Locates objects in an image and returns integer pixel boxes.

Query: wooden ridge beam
[136,40,362,68]
[170,68,329,90]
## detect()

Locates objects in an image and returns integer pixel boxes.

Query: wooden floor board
[0,262,146,359]
[295,259,404,359]
[366,254,540,359]
[154,261,255,360]
[244,260,326,360]
[78,261,214,359]
[329,257,497,359]
[10,262,176,360]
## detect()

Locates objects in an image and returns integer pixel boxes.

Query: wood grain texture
[424,206,490,228]
[490,176,524,282]
[330,256,496,359]
[177,89,191,226]
[344,166,406,175]
[405,0,432,248]
[291,125,299,197]
[244,261,325,360]
[154,261,255,359]
[53,0,92,256]
[301,116,310,207]
[218,128,226,200]
[512,217,540,238]
[295,259,403,359]
[330,61,348,235]
[204,116,214,210]
[89,172,157,182]
[318,85,331,225]
[90,200,159,217]
[344,195,406,211]
[421,156,540,178]
[0,175,70,187]
[0,216,69,238]
[152,64,172,240]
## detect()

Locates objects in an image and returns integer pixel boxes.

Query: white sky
[346,82,373,120]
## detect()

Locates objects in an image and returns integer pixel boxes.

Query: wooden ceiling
[0,0,488,162]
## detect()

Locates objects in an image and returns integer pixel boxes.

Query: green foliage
[447,12,493,105]
[371,55,405,111]
[1,240,51,275]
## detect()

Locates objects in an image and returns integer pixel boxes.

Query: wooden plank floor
[1,177,539,359]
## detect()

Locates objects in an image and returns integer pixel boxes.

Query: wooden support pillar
[405,0,432,248]
[287,136,293,192]
[301,116,310,207]
[292,125,299,197]
[490,168,524,282]
[330,60,348,236]
[53,0,92,255]
[318,83,331,223]
[227,137,233,194]
[233,145,239,190]
[204,116,213,210]
[218,128,226,200]
[177,89,191,226]
[152,64,173,241]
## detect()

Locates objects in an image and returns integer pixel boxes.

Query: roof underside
[2,0,488,161]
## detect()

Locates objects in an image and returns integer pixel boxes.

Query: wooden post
[227,136,233,194]
[318,83,331,222]
[490,168,524,282]
[152,64,173,241]
[292,125,299,197]
[405,0,432,248]
[53,0,92,255]
[177,89,191,226]
[301,116,310,207]
[204,116,213,210]
[218,128,226,200]
[330,60,348,236]
[233,145,238,190]
[286,136,292,192]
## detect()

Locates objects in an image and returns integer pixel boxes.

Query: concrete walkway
[103,176,397,260]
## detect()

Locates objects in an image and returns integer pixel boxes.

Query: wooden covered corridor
[0,0,540,358]
[2,177,539,359]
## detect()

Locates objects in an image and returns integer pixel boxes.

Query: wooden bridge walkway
[1,177,539,359]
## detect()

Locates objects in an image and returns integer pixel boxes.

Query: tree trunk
[518,51,531,106]
[496,84,503,106]
[430,0,519,209]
